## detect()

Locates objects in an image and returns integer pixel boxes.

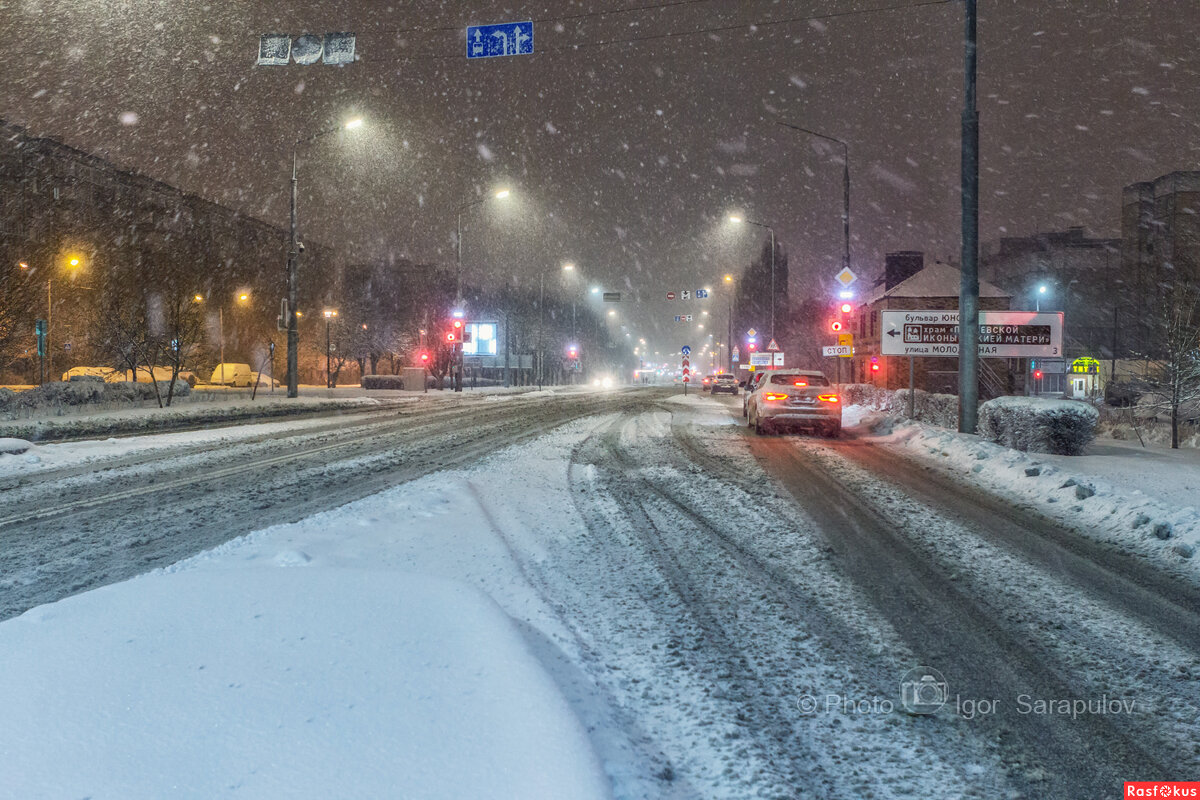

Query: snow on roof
[866,260,1009,304]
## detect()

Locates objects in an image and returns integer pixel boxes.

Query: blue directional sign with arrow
[466,21,534,59]
[681,345,691,356]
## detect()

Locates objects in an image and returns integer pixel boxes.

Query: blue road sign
[681,345,692,355]
[466,21,533,59]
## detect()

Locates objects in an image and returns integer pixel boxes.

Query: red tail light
[764,392,789,401]
[818,394,839,403]
[793,380,808,387]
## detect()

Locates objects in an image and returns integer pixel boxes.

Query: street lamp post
[775,121,851,277]
[1036,284,1048,312]
[287,117,362,399]
[728,216,776,343]
[454,188,510,392]
[723,273,734,372]
[323,309,338,388]
[39,255,84,383]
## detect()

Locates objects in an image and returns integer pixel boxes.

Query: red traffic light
[1033,369,1043,380]
[831,321,843,332]
[420,352,430,363]
[446,332,458,343]
[452,319,464,330]
[840,303,853,314]
[747,343,757,352]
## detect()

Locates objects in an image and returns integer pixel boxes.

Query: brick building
[847,252,1014,396]
[1121,171,1200,359]
[0,119,338,382]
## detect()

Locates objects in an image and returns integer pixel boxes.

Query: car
[208,363,254,387]
[61,366,117,382]
[249,371,279,389]
[742,371,768,417]
[711,373,738,395]
[745,369,841,437]
[701,373,716,391]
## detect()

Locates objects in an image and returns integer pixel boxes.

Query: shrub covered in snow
[0,379,190,414]
[978,396,1098,455]
[841,383,959,429]
[362,375,406,390]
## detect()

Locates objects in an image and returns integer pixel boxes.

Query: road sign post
[879,310,1063,358]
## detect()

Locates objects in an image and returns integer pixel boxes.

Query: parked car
[250,371,279,389]
[742,371,768,417]
[745,369,841,437]
[711,373,738,395]
[61,366,116,382]
[209,363,254,387]
[103,366,178,383]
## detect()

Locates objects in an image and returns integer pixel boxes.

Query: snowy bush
[978,396,1098,456]
[841,383,959,428]
[362,375,406,390]
[0,388,15,412]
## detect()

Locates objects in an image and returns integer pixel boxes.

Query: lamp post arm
[776,120,851,272]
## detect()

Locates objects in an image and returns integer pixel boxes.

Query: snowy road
[5,387,1198,798]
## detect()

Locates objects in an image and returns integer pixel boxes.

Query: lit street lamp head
[728,215,742,224]
[344,118,364,130]
[494,188,510,199]
[323,309,337,319]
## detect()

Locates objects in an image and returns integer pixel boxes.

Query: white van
[209,363,254,387]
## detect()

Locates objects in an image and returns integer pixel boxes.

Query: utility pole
[958,0,980,433]
[287,147,299,398]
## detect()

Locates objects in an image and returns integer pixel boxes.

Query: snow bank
[979,395,1098,455]
[840,383,958,428]
[881,424,1200,570]
[0,437,31,455]
[0,568,609,799]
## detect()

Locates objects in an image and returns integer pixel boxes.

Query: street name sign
[749,352,772,366]
[880,310,1063,357]
[467,21,533,59]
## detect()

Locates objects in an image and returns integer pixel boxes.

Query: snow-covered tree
[1139,283,1200,449]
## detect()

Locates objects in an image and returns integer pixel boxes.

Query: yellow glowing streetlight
[344,117,364,130]
[494,188,510,199]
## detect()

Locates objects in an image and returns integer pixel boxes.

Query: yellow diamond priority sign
[835,267,857,287]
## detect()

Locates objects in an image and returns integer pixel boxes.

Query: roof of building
[866,260,1009,303]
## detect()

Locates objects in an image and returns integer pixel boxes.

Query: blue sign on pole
[466,21,534,59]
[681,345,692,356]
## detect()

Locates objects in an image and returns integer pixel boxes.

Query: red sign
[683,375,690,382]
[666,292,676,300]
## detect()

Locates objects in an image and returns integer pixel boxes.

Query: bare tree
[1139,283,1200,448]
[147,290,205,406]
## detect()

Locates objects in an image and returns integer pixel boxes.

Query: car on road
[710,374,738,395]
[701,373,716,391]
[745,369,841,437]
[742,371,767,417]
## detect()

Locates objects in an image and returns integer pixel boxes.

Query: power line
[348,0,956,63]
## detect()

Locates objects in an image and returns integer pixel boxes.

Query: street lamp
[775,121,851,278]
[453,187,510,392]
[287,116,363,399]
[728,215,777,342]
[200,290,250,385]
[39,253,86,383]
[1036,283,1048,312]
[323,309,338,388]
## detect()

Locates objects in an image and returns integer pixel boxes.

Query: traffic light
[840,302,853,314]
[1033,369,1043,380]
[870,357,880,373]
[447,318,464,343]
[830,320,844,332]
[420,352,430,365]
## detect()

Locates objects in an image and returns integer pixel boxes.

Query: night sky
[3,1,1198,360]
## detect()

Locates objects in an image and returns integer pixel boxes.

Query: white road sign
[880,310,1064,357]
[823,345,853,357]
[749,352,772,366]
